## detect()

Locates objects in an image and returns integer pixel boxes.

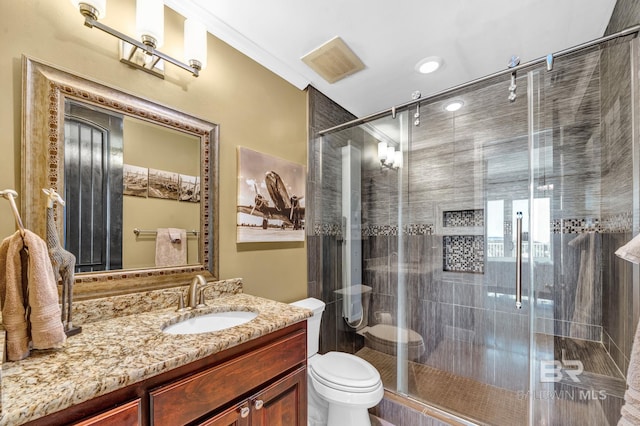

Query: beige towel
[23,230,66,350]
[0,231,30,360]
[155,228,187,267]
[616,233,640,264]
[0,230,65,361]
[620,319,640,425]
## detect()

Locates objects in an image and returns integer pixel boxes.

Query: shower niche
[442,208,485,274]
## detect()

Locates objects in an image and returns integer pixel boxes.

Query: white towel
[155,228,187,267]
[620,320,640,425]
[616,233,640,264]
[168,228,182,243]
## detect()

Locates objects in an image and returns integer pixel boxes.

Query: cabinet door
[72,399,141,426]
[250,367,306,426]
[150,330,306,426]
[198,402,250,426]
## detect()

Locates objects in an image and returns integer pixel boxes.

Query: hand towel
[0,231,30,360]
[616,233,640,264]
[620,319,640,425]
[23,230,66,350]
[0,230,66,361]
[168,228,182,243]
[155,228,187,267]
[569,233,601,339]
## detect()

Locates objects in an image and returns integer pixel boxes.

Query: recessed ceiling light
[415,56,442,74]
[444,100,464,112]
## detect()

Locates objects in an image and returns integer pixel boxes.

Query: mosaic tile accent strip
[443,209,484,227]
[551,218,601,234]
[363,224,434,237]
[312,223,434,237]
[443,235,484,274]
[601,211,632,233]
[313,223,343,237]
[363,225,399,237]
[405,224,434,236]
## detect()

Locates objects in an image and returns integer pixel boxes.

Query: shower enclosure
[311,30,640,425]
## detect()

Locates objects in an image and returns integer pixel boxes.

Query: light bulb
[415,56,443,74]
[394,150,403,169]
[136,0,164,49]
[184,19,207,70]
[386,146,396,167]
[378,141,388,162]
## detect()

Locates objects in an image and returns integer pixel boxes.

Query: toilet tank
[290,297,325,357]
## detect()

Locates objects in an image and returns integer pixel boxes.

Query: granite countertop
[0,293,310,425]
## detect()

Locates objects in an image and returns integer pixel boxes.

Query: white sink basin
[163,311,258,335]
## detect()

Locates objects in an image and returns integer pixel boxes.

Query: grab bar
[515,212,523,309]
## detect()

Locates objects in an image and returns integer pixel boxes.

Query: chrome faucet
[187,274,208,309]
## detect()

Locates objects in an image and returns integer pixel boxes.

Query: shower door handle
[515,212,523,309]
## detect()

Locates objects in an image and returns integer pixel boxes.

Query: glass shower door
[390,74,535,425]
[528,38,636,426]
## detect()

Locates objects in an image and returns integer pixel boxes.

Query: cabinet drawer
[150,330,306,426]
[73,399,141,426]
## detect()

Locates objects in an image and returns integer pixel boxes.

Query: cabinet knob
[240,406,250,418]
[254,399,264,410]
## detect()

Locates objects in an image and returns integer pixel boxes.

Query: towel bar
[133,228,199,236]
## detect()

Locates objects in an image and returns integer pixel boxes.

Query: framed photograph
[148,168,179,200]
[237,147,306,243]
[123,164,148,197]
[179,174,200,202]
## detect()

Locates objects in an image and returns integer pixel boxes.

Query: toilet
[362,323,425,361]
[290,297,384,426]
[335,284,425,361]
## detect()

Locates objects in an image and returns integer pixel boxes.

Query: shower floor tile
[358,340,623,426]
[357,346,526,426]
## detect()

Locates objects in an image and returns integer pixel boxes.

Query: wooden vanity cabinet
[149,324,307,425]
[200,367,306,426]
[72,399,142,426]
[25,322,306,426]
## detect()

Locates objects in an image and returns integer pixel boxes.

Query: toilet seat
[309,352,381,393]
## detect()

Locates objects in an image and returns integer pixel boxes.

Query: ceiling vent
[301,36,365,84]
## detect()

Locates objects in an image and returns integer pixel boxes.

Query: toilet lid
[309,352,381,393]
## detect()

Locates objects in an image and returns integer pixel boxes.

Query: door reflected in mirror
[64,100,201,272]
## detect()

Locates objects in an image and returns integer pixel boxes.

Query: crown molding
[165,0,310,90]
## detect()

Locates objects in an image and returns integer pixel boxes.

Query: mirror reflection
[64,100,201,272]
[22,57,218,297]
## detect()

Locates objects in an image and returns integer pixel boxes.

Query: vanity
[1,289,310,425]
[4,57,311,425]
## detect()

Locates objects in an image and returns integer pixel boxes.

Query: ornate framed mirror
[21,56,219,299]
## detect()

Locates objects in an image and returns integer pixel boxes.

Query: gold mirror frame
[21,56,219,299]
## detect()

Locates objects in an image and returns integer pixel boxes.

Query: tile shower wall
[306,86,359,354]
[308,7,639,421]
[599,32,638,374]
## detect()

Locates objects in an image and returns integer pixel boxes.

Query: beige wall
[0,0,308,302]
[122,117,200,269]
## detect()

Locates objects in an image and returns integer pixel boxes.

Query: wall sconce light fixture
[70,0,207,78]
[378,141,402,169]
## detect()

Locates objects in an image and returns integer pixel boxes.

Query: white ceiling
[166,0,617,118]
